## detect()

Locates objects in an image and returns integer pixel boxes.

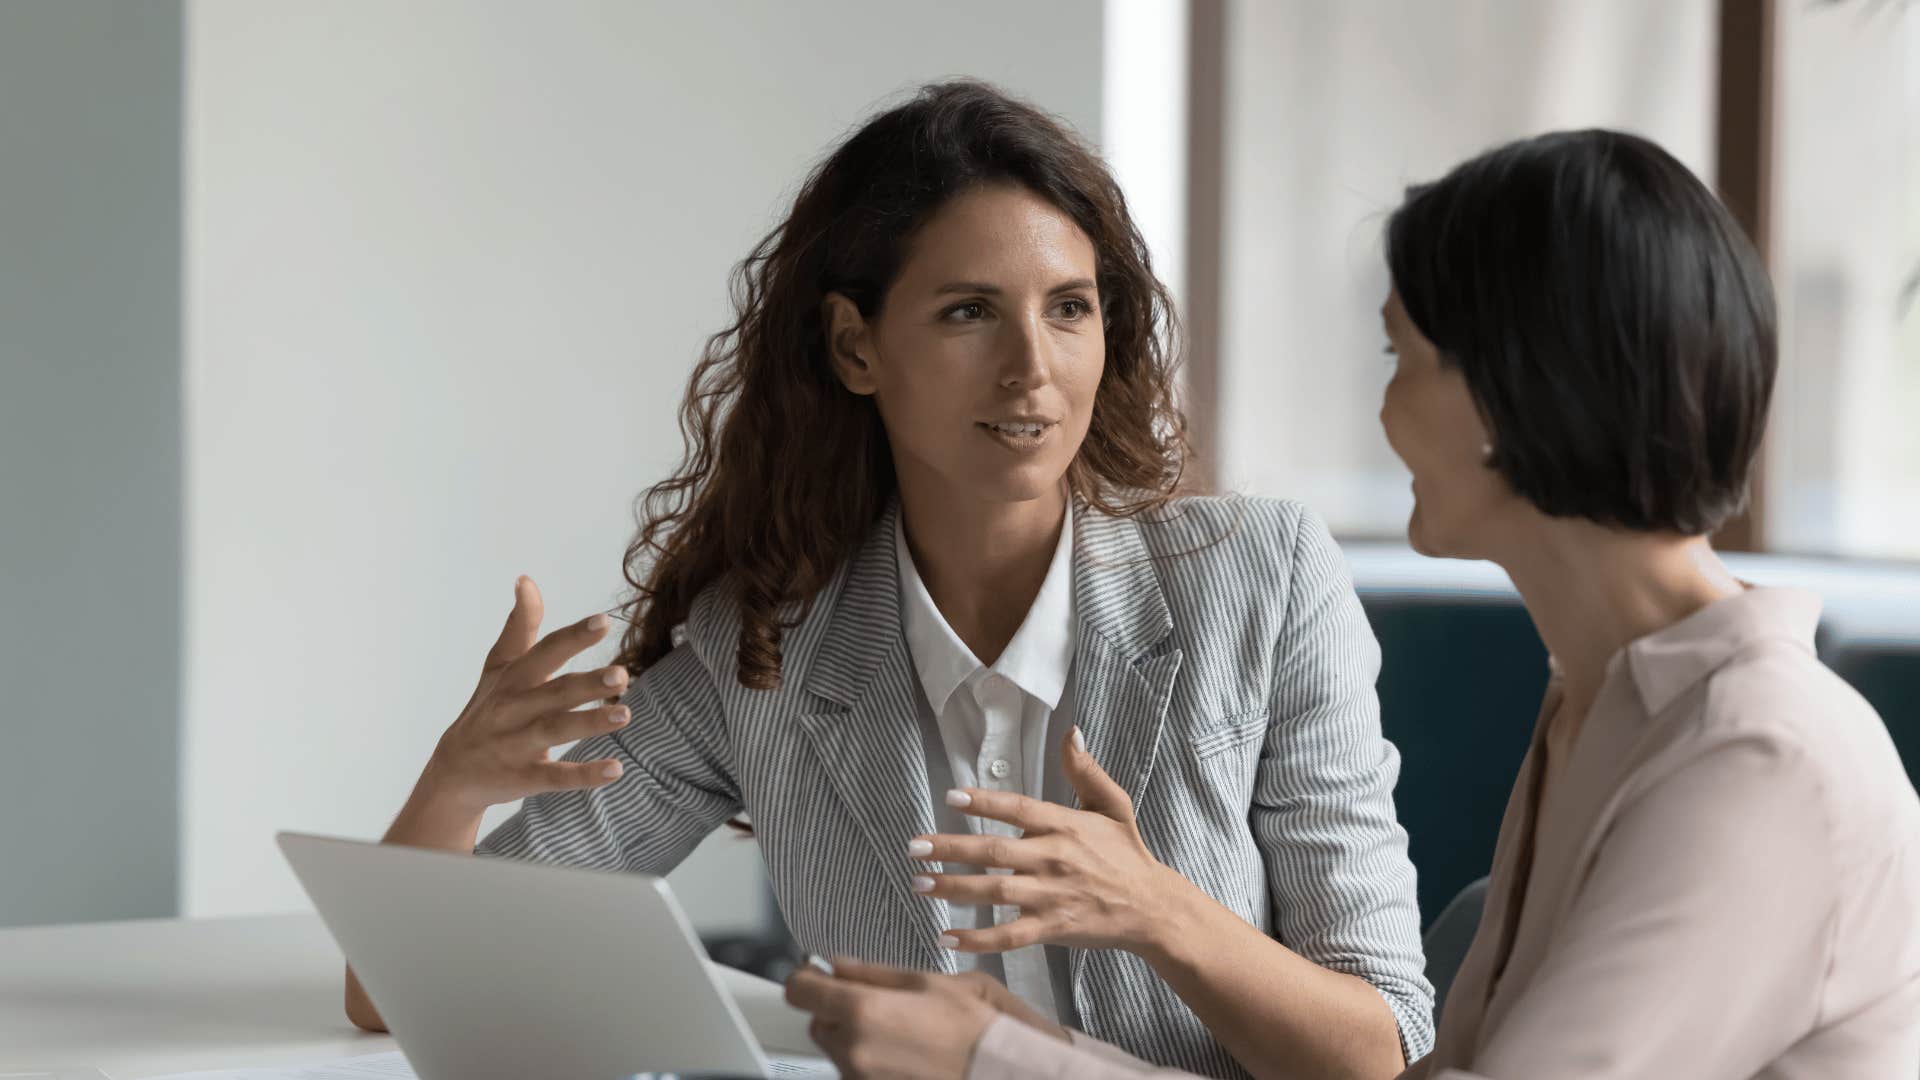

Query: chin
[962,452,1077,504]
[1407,503,1475,561]
[976,469,1070,504]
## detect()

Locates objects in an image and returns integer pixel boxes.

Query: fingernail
[806,954,836,975]
[1071,725,1086,753]
[601,668,625,686]
[588,613,610,631]
[911,875,936,893]
[600,761,623,779]
[938,935,960,950]
[609,706,630,726]
[944,789,972,808]
[907,839,934,857]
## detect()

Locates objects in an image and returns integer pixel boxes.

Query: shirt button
[988,758,1012,780]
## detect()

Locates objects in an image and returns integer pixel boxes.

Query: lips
[986,420,1050,437]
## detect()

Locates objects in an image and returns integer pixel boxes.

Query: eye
[943,301,989,323]
[1054,297,1095,320]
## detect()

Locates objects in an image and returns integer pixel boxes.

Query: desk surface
[0,914,397,1078]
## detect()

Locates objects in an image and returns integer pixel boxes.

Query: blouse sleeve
[1468,728,1835,1077]
[967,1017,1209,1079]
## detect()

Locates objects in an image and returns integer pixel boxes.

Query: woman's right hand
[413,575,633,820]
[350,576,632,1033]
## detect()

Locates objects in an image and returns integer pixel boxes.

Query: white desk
[0,914,397,1078]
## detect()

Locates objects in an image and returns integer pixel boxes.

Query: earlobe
[822,292,878,396]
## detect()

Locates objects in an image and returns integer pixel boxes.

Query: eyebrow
[934,278,1098,296]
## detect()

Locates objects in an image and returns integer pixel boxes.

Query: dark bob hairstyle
[1385,128,1777,536]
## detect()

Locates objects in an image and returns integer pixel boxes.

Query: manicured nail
[938,935,961,950]
[588,613,611,631]
[944,789,972,808]
[907,839,934,857]
[911,875,936,893]
[609,706,630,726]
[601,668,625,686]
[600,761,623,779]
[805,954,836,975]
[1071,725,1086,753]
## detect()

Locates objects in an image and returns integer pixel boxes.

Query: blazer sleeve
[967,1017,1209,1079]
[1253,506,1436,1062]
[475,642,743,875]
[1466,729,1835,1078]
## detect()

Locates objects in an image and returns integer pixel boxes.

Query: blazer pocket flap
[1188,710,1270,760]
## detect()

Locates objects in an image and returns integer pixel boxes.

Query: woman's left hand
[908,726,1195,957]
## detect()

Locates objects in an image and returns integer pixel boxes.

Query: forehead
[893,183,1097,288]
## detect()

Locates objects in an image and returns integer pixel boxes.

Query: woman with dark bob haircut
[344,81,1439,1079]
[789,130,1920,1078]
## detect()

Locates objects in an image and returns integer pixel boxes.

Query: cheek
[870,334,971,421]
[1068,342,1104,414]
[1378,378,1430,470]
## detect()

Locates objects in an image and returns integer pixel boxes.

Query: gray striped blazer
[478,495,1435,1076]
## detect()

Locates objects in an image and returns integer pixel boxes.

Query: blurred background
[1,0,1914,942]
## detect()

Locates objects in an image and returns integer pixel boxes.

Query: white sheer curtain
[1212,0,1717,536]
[1771,2,1920,558]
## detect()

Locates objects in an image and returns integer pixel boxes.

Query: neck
[1492,521,1743,706]
[896,479,1068,666]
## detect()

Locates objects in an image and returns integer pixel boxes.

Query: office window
[1769,1,1920,558]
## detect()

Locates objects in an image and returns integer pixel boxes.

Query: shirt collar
[895,502,1077,716]
[1621,586,1823,716]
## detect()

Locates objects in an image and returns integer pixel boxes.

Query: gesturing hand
[420,576,633,815]
[907,726,1195,957]
[784,957,1068,1080]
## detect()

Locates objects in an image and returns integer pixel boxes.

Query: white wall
[1102,0,1189,309]
[1214,0,1716,534]
[182,0,1103,925]
[0,0,183,929]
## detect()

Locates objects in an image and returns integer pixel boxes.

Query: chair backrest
[1357,590,1546,926]
[1422,875,1491,1008]
[1347,543,1920,929]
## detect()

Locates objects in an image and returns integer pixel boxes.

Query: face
[1379,288,1522,558]
[824,183,1104,509]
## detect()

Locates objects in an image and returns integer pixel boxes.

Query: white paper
[133,968,828,1080]
[140,1053,415,1080]
[704,960,820,1058]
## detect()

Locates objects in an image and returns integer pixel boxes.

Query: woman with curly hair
[344,80,1433,1079]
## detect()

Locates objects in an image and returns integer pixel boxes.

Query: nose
[997,310,1052,391]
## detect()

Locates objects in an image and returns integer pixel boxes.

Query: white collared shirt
[895,502,1078,1023]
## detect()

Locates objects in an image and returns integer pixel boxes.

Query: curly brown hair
[612,80,1194,689]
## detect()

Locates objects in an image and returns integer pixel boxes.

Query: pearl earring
[1480,442,1496,462]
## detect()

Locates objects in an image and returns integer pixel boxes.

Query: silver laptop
[278,832,832,1080]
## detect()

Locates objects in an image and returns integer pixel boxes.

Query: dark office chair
[1421,875,1490,1010]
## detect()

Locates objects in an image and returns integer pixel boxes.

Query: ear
[822,292,878,396]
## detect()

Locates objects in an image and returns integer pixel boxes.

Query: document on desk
[140,1054,415,1080]
[134,965,828,1080]
[706,960,818,1057]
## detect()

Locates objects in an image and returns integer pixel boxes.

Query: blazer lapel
[1069,503,1182,810]
[1066,504,1183,1018]
[793,502,954,972]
